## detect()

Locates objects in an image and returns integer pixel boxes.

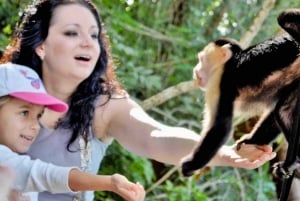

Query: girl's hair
[0,96,11,107]
[1,0,123,150]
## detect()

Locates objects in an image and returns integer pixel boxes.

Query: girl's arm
[0,145,72,193]
[69,170,145,201]
[0,145,145,201]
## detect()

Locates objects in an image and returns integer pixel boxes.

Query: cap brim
[10,92,68,113]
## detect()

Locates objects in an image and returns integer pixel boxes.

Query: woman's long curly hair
[1,0,122,151]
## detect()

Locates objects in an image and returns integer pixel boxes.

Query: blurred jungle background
[1,0,300,200]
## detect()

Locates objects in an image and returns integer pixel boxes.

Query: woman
[1,0,276,200]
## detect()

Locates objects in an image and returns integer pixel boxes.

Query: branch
[140,80,198,110]
[146,166,179,193]
[239,0,277,48]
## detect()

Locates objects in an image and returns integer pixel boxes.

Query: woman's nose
[80,34,93,47]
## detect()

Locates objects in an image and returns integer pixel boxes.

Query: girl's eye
[37,112,43,119]
[20,111,29,117]
[64,31,78,37]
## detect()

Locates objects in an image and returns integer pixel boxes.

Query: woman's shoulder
[93,91,142,140]
[96,89,129,106]
[96,90,143,112]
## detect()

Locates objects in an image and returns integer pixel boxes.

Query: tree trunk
[240,0,276,48]
[203,1,227,38]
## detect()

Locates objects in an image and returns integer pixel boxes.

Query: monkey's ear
[221,44,233,63]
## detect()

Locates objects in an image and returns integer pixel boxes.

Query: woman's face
[37,4,100,85]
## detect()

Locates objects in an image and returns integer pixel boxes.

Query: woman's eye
[91,33,98,39]
[64,31,78,37]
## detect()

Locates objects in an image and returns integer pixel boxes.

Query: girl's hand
[9,190,31,201]
[111,173,145,201]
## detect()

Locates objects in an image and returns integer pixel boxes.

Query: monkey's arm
[181,93,235,176]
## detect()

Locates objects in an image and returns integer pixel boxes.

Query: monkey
[181,8,300,177]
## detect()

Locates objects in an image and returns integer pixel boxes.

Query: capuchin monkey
[0,165,15,200]
[181,8,300,177]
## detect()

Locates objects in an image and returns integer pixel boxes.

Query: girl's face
[0,98,44,153]
[37,4,100,86]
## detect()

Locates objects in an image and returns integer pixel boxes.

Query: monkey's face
[193,51,209,90]
[193,43,232,91]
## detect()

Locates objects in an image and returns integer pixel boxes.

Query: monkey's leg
[275,90,298,141]
[236,111,281,147]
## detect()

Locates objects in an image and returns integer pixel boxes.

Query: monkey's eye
[198,54,205,62]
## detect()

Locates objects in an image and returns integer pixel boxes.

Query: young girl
[0,63,145,201]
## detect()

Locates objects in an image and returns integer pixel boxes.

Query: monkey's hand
[181,154,200,177]
[181,161,196,177]
[235,134,255,150]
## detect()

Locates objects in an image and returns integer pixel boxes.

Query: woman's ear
[35,44,45,60]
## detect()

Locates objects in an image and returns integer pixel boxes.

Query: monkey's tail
[278,9,300,43]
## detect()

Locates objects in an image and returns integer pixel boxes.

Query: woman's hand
[209,143,276,169]
[111,173,145,201]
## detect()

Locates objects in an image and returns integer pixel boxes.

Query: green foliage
[99,141,155,185]
[97,141,155,200]
[0,0,30,52]
[196,163,276,201]
[148,179,209,201]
